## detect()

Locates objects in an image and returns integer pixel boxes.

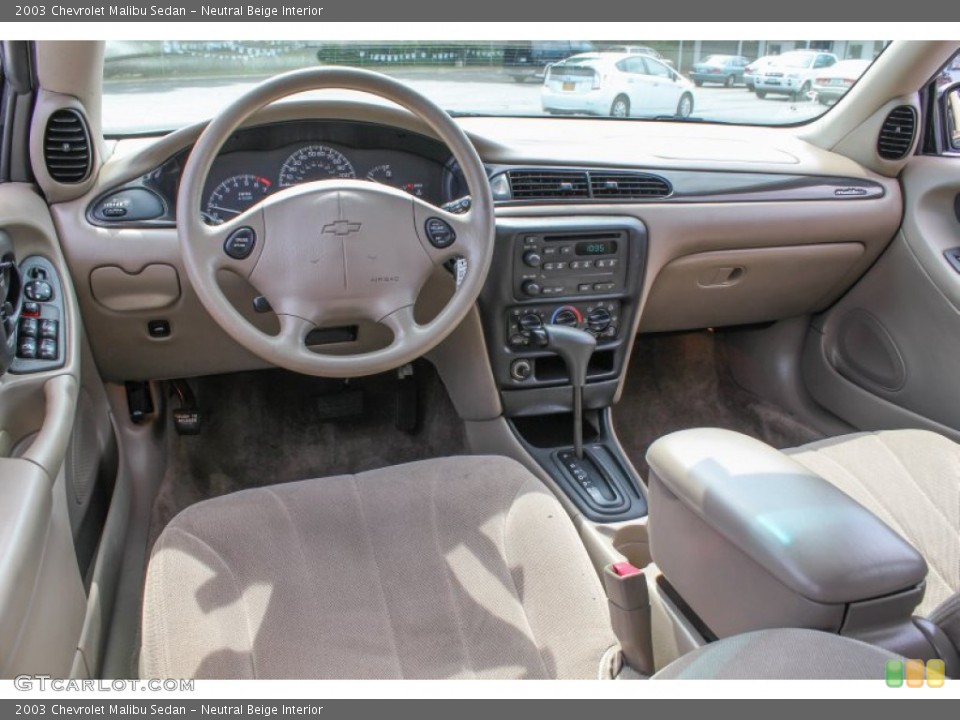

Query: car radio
[512,230,629,299]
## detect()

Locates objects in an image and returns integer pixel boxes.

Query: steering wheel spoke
[378,304,423,345]
[412,199,485,269]
[198,210,266,279]
[276,312,317,347]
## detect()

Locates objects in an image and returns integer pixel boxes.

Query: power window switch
[38,338,57,361]
[17,337,38,359]
[39,319,58,339]
[19,317,39,338]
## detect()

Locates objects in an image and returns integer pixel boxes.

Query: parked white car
[542,52,695,118]
[754,50,838,100]
[743,55,776,90]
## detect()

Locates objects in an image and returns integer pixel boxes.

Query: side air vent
[43,109,92,183]
[508,170,590,199]
[590,172,671,199]
[877,106,917,161]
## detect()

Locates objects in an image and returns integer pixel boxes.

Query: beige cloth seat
[785,429,960,644]
[785,429,960,615]
[140,456,620,679]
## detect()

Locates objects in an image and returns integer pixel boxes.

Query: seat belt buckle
[603,561,655,675]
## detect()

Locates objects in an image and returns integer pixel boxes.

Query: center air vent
[505,168,671,201]
[43,109,92,183]
[508,170,590,199]
[877,106,917,161]
[589,172,671,199]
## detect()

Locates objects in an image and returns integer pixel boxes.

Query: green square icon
[886,659,904,688]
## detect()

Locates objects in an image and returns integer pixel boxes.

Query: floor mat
[612,330,823,479]
[147,361,468,554]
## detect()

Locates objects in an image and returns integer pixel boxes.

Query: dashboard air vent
[589,172,671,199]
[43,109,92,183]
[876,106,916,161]
[508,170,590,199]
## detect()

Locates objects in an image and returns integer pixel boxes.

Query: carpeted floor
[612,330,823,479]
[147,361,468,554]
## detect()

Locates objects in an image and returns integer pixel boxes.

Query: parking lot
[104,66,828,133]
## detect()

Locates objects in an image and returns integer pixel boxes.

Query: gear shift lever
[532,324,597,458]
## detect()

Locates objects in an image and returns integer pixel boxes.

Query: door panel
[802,156,960,440]
[0,184,88,676]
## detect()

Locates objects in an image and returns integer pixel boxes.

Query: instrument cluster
[202,140,442,225]
[88,119,457,228]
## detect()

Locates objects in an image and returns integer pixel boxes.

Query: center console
[478,217,648,522]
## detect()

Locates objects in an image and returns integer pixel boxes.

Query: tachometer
[204,174,272,225]
[278,145,356,186]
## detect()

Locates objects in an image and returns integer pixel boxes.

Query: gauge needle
[208,205,242,215]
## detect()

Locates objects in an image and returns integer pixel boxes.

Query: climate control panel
[506,300,621,350]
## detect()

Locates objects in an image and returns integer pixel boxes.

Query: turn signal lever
[530,324,597,458]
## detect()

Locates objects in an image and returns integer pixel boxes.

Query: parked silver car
[811,59,872,105]
[542,52,695,118]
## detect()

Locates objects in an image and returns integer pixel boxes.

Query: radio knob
[521,280,542,297]
[522,250,542,268]
[587,307,612,333]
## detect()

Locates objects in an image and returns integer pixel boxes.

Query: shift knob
[542,324,597,388]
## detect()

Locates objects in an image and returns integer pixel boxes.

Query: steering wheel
[176,67,495,377]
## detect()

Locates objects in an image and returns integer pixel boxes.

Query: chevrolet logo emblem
[321,220,362,237]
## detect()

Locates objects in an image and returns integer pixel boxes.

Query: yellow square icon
[926,659,945,688]
[905,659,925,688]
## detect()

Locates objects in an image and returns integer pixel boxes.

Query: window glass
[101,40,891,134]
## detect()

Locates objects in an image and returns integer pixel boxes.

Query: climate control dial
[587,307,612,333]
[550,305,584,327]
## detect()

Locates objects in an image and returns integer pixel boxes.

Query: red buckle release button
[612,561,642,577]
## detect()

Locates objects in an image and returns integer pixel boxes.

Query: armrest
[648,428,926,606]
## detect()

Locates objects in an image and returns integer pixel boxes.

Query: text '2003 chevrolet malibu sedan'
[1,38,959,684]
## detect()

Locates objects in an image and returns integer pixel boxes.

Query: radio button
[542,247,557,255]
[560,246,573,256]
[593,282,616,292]
[578,283,592,292]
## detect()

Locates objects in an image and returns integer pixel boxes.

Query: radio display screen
[575,240,618,256]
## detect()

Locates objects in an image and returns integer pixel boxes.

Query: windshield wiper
[649,115,715,123]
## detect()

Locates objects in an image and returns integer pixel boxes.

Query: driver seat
[140,456,622,679]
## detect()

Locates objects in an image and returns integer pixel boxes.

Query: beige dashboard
[44,99,903,418]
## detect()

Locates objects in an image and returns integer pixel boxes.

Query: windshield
[102,40,889,134]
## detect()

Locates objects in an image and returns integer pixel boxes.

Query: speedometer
[278,145,356,186]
